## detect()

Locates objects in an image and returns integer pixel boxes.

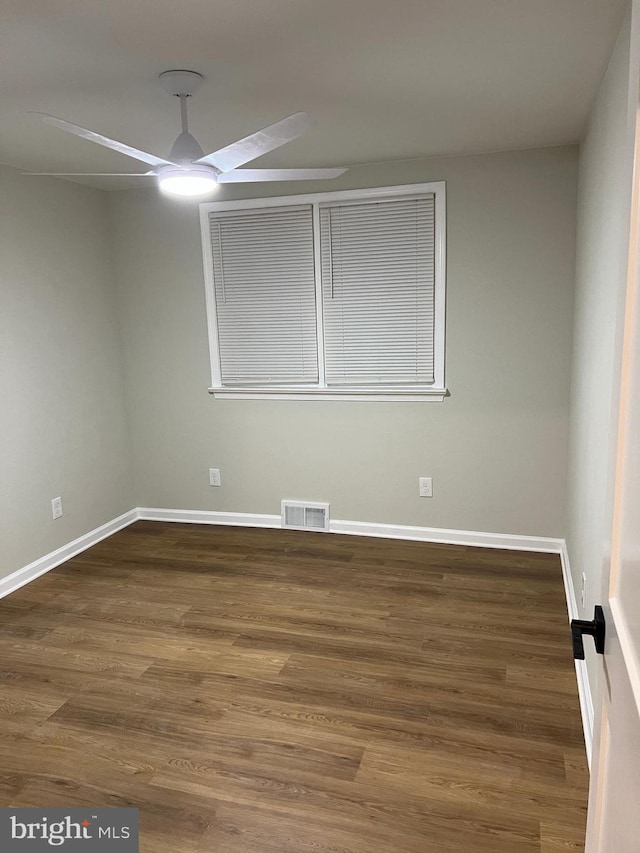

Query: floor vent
[281,500,330,532]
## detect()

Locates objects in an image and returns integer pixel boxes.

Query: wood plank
[0,522,587,851]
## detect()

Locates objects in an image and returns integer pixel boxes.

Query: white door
[584,77,640,852]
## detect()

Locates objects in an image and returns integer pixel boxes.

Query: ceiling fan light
[158,165,218,197]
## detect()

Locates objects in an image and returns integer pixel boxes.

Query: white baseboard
[560,541,594,768]
[137,507,564,553]
[329,518,563,552]
[0,509,138,599]
[137,507,280,528]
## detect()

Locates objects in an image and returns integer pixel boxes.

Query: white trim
[0,509,138,600]
[433,185,447,391]
[208,387,447,402]
[200,203,222,388]
[200,182,447,213]
[137,507,281,528]
[199,182,447,400]
[609,596,640,723]
[311,203,326,387]
[137,507,561,551]
[560,541,595,768]
[329,518,562,551]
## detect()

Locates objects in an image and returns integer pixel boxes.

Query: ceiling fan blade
[217,167,347,183]
[196,112,312,172]
[22,172,155,176]
[33,113,173,168]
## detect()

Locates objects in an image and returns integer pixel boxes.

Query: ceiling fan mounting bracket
[159,70,204,98]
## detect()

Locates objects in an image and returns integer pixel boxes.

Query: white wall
[110,146,577,537]
[566,7,638,689]
[0,164,134,580]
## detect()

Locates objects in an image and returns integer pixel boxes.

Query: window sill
[208,387,448,402]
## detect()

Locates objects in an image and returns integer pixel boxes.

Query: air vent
[281,500,330,532]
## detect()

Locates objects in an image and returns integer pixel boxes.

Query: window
[200,182,446,401]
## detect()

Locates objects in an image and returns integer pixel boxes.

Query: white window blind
[209,204,318,385]
[319,195,435,386]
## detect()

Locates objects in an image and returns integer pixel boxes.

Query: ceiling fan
[25,70,347,197]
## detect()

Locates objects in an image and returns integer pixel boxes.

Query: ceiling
[0,0,627,190]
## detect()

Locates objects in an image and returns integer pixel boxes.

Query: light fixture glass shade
[157,165,218,197]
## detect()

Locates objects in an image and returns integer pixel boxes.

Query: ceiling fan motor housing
[168,131,206,165]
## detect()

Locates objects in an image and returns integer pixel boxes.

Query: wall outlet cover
[419,477,433,498]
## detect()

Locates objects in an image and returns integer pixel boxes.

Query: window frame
[199,181,447,401]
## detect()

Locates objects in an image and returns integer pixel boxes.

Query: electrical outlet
[581,572,587,609]
[51,496,63,520]
[419,477,433,498]
[209,468,221,487]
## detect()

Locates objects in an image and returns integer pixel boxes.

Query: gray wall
[566,9,637,687]
[110,146,577,537]
[0,164,134,579]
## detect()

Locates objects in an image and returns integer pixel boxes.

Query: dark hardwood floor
[0,522,588,852]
